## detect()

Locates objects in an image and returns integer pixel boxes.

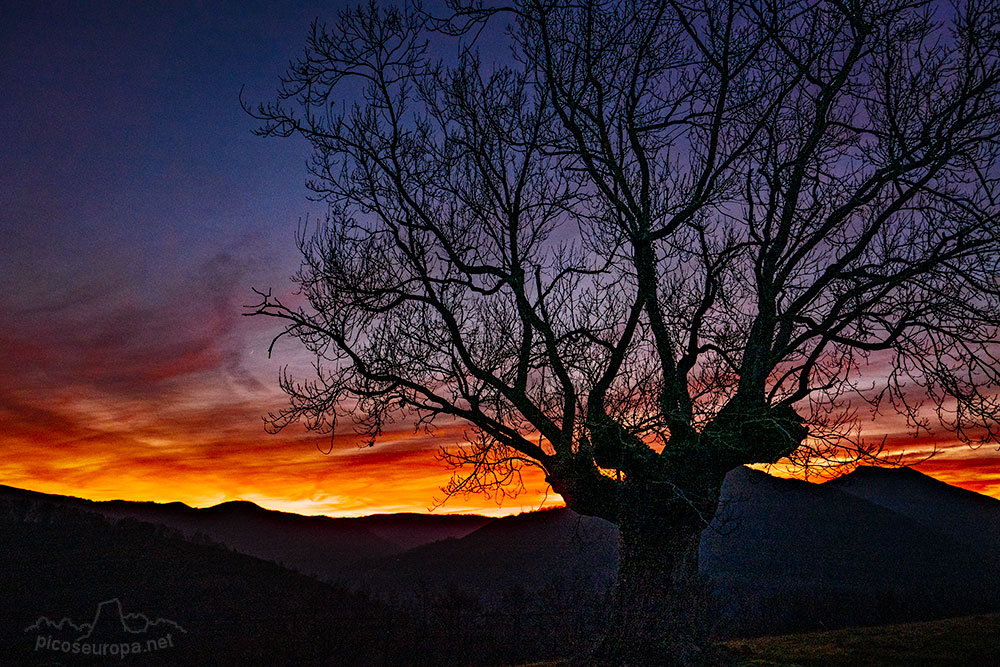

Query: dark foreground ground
[521,614,1000,666]
[723,613,1000,666]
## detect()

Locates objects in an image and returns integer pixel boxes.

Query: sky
[1,1,997,517]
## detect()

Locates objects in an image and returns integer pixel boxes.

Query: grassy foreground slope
[725,613,1000,666]
[518,614,1000,666]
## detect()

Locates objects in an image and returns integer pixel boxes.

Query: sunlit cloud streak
[1,0,995,516]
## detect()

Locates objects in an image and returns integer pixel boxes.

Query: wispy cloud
[1,249,996,514]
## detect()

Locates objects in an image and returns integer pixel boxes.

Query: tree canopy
[250,0,1000,661]
[252,0,1000,501]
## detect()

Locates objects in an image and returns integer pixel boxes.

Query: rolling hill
[0,484,490,583]
[0,495,417,666]
[3,464,998,661]
[703,466,1000,636]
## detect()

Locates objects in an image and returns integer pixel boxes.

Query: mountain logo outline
[25,598,186,642]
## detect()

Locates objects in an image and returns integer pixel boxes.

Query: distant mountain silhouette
[345,467,1000,637]
[352,512,494,552]
[702,467,1000,635]
[826,466,1000,554]
[352,507,617,601]
[0,495,417,666]
[704,466,969,584]
[3,465,999,651]
[0,484,489,583]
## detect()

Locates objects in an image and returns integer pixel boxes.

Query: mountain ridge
[0,483,491,583]
[3,464,998,639]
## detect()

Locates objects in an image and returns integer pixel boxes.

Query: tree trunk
[590,508,719,666]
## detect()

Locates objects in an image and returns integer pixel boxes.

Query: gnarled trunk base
[588,512,722,666]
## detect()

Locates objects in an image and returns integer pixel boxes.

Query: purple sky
[1,1,997,513]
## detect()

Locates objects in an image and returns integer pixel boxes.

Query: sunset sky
[2,0,997,517]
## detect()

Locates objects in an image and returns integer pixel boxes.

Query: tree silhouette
[249,0,1000,663]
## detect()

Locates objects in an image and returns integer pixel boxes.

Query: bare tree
[248,0,1000,662]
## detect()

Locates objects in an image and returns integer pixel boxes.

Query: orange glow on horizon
[2,418,997,516]
[0,419,562,518]
[1,300,996,517]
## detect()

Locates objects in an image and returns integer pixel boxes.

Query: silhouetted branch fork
[250,0,1000,662]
